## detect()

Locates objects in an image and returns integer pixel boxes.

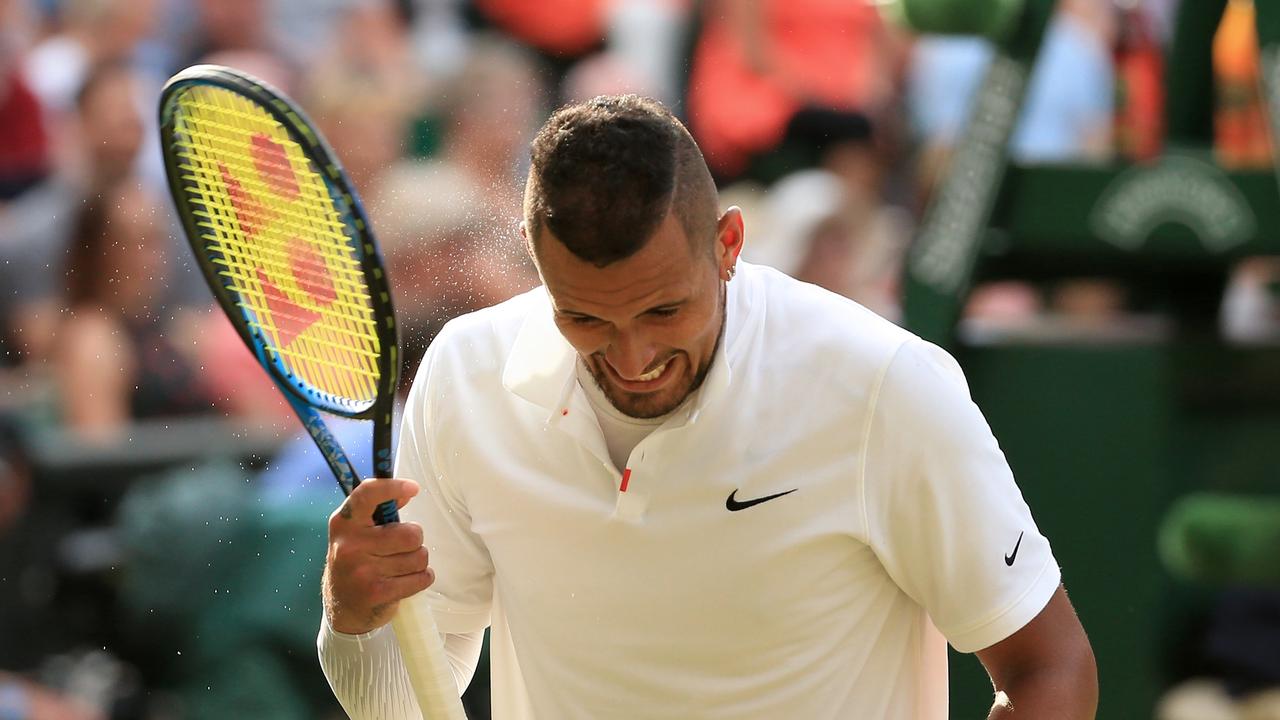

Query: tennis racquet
[158,64,466,720]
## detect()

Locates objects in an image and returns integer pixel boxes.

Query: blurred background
[1,0,1279,717]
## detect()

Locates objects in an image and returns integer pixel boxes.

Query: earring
[726,265,736,281]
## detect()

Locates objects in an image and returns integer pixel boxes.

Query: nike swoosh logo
[726,488,797,512]
[1005,531,1025,566]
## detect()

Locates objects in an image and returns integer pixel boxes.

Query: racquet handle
[374,498,400,525]
[392,592,468,719]
[369,466,459,716]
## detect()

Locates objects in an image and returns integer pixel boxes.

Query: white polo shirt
[319,262,1060,720]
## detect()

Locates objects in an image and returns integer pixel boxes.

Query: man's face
[528,210,739,419]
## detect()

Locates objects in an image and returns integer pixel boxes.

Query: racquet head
[158,68,470,720]
[158,65,399,489]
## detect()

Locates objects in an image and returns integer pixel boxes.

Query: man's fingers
[375,546,430,577]
[324,483,433,636]
[377,569,435,603]
[331,478,419,527]
[371,522,425,556]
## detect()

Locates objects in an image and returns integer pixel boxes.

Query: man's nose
[604,330,658,380]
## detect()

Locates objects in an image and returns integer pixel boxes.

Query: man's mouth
[602,355,678,392]
[634,358,671,382]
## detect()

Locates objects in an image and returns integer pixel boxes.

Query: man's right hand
[322,478,434,635]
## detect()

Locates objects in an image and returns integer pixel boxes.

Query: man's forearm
[318,618,481,720]
[318,621,422,720]
[987,666,1098,720]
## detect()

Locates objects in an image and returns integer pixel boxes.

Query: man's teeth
[636,360,669,382]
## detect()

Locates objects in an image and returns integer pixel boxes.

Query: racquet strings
[168,84,380,411]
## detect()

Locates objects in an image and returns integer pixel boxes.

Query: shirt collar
[501,263,756,424]
[501,291,579,417]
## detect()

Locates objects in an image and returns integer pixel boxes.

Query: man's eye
[567,315,601,325]
[649,307,679,318]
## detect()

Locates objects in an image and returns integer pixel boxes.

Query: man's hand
[322,478,434,635]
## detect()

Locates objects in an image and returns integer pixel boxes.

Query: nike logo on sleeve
[1004,531,1025,566]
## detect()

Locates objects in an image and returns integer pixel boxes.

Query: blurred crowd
[0,0,1278,717]
[3,0,1277,440]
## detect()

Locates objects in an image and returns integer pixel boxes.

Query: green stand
[902,0,1280,345]
[894,2,1280,718]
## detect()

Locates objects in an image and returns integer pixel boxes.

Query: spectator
[0,68,47,200]
[302,34,543,303]
[304,0,431,126]
[0,417,28,537]
[471,0,607,60]
[298,50,417,203]
[71,60,147,191]
[426,36,545,226]
[21,0,160,117]
[906,0,1115,168]
[602,0,692,107]
[0,672,103,720]
[54,180,216,440]
[0,7,49,202]
[743,168,908,320]
[2,60,156,368]
[1222,258,1280,344]
[561,50,657,107]
[0,0,53,362]
[178,0,272,70]
[686,0,905,181]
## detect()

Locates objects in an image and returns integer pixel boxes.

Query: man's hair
[524,95,718,267]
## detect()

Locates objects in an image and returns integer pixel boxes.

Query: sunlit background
[1,0,1278,717]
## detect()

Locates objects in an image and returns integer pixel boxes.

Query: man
[319,95,1098,719]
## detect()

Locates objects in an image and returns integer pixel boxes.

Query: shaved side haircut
[524,95,719,267]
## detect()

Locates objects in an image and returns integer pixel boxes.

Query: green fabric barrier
[116,462,336,718]
[945,344,1174,719]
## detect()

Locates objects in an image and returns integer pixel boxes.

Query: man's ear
[520,221,535,263]
[716,206,745,278]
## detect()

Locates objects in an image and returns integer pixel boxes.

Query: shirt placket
[610,403,696,522]
[546,386,642,517]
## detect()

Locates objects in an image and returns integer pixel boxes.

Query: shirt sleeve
[396,346,496,633]
[860,339,1061,653]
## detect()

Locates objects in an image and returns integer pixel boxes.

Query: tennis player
[318,95,1097,719]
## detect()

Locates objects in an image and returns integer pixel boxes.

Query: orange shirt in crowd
[688,0,891,177]
[473,0,608,56]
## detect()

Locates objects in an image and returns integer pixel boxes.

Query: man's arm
[319,338,495,718]
[975,584,1098,719]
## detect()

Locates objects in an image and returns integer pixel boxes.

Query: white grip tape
[391,593,468,720]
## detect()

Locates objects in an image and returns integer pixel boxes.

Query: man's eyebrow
[555,299,686,320]
[645,301,684,312]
